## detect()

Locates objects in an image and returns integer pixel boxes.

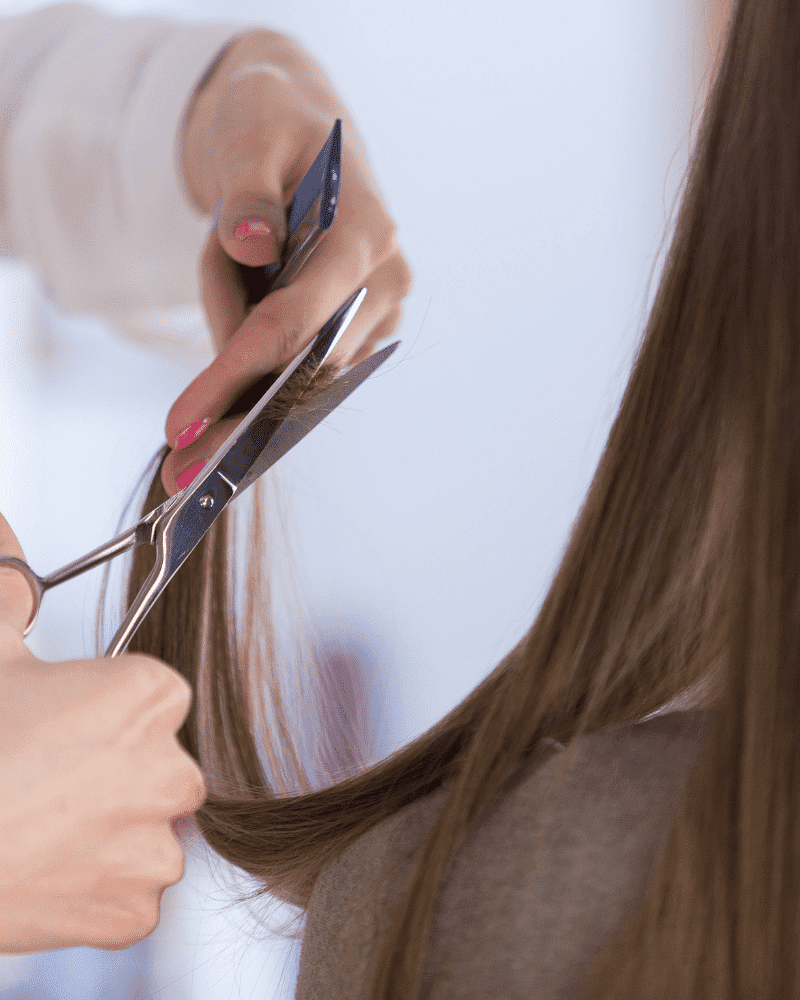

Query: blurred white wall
[0,0,719,996]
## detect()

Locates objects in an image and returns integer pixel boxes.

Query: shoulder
[544,707,714,817]
[466,706,713,866]
[297,709,714,998]
[309,708,714,912]
[427,708,714,994]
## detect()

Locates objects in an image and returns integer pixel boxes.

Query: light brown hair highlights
[100,0,800,994]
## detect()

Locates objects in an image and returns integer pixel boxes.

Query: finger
[207,70,310,270]
[161,416,242,497]
[215,190,283,269]
[267,182,400,350]
[165,206,404,449]
[166,278,394,450]
[166,123,328,441]
[198,233,249,356]
[333,251,412,361]
[208,113,340,298]
[0,511,35,639]
[161,300,403,499]
[349,306,406,368]
[161,289,406,497]
[165,249,407,453]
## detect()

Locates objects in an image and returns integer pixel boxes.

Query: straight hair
[101,0,800,994]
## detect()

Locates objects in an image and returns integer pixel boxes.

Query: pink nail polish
[176,461,206,492]
[174,418,210,451]
[235,218,273,241]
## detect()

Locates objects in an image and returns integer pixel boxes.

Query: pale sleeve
[0,2,252,359]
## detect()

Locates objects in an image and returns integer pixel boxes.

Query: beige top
[0,2,250,362]
[296,708,713,999]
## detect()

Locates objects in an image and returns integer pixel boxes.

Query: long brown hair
[99,0,800,994]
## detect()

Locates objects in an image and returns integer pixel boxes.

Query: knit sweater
[296,708,712,998]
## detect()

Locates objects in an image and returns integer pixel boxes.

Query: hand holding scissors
[170,30,413,496]
[0,122,400,657]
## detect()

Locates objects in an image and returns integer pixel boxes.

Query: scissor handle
[0,556,44,637]
[103,532,171,658]
[0,522,139,643]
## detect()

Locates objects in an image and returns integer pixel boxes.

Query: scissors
[0,120,400,658]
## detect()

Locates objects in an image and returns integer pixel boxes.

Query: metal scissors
[0,120,399,657]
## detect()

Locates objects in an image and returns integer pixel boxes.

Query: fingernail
[174,418,210,451]
[235,218,274,241]
[176,461,206,492]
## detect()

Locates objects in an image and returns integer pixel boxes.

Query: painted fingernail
[174,418,210,451]
[176,461,206,492]
[235,218,273,241]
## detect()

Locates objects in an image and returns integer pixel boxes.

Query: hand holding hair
[162,30,413,496]
[0,511,207,953]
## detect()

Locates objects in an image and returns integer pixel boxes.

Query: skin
[164,30,413,496]
[0,512,206,953]
[0,26,407,953]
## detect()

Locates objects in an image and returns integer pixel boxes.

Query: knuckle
[143,656,193,706]
[172,757,207,814]
[355,191,397,265]
[130,905,161,944]
[93,905,158,951]
[136,829,186,891]
[371,308,404,348]
[155,750,206,815]
[159,836,187,886]
[114,656,193,736]
[164,674,194,716]
[393,253,414,298]
[122,653,180,691]
[94,932,137,952]
[385,305,405,332]
[370,213,399,266]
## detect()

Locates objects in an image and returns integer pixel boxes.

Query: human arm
[164,27,413,494]
[0,4,412,495]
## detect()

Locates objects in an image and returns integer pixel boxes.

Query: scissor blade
[105,337,400,657]
[137,288,365,559]
[236,119,341,311]
[273,118,341,290]
[213,288,366,491]
[236,338,401,496]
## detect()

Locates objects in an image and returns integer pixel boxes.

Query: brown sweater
[295,708,713,999]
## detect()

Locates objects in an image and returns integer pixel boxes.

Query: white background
[0,0,718,996]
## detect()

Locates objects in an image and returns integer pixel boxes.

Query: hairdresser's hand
[0,512,207,953]
[161,29,412,496]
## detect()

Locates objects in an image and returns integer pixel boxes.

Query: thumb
[212,192,285,269]
[0,512,36,639]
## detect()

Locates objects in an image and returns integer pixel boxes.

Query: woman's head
[109,0,800,996]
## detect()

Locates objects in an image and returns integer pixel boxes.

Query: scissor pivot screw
[198,493,214,509]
